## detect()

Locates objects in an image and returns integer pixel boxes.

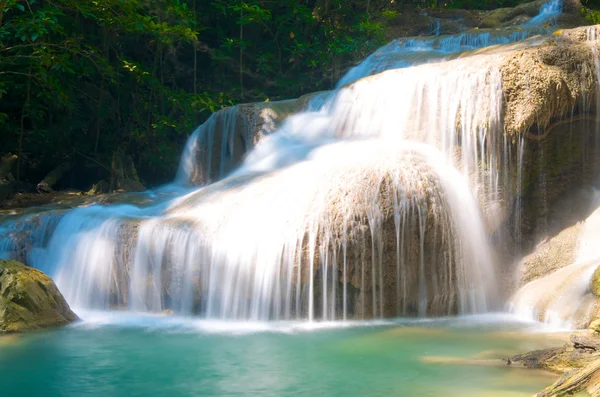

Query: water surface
[0,313,560,397]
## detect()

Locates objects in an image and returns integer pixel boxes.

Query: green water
[0,313,559,397]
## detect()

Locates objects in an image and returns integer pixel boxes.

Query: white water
[510,202,600,329]
[0,0,581,322]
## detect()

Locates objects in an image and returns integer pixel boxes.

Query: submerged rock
[0,260,77,333]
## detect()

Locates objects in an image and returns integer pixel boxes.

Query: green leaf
[15,4,25,11]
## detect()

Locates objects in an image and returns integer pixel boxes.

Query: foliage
[0,0,229,185]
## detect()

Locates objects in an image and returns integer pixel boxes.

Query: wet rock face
[0,260,77,333]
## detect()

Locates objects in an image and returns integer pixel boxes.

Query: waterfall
[0,0,578,322]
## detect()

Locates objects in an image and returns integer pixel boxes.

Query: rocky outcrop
[509,334,600,373]
[509,332,600,396]
[537,359,600,397]
[0,259,77,333]
[479,0,549,28]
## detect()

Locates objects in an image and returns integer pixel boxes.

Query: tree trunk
[0,154,17,181]
[110,151,145,192]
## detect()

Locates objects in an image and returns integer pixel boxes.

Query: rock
[479,0,546,28]
[589,319,600,334]
[508,333,600,374]
[518,222,582,285]
[0,260,77,333]
[536,359,600,397]
[511,332,600,396]
[591,266,600,297]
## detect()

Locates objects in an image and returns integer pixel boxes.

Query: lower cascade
[1,140,497,320]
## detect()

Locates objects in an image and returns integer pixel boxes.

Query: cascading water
[0,0,585,323]
[510,202,600,328]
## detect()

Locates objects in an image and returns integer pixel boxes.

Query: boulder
[0,260,77,333]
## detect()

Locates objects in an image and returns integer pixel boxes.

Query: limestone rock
[509,334,600,374]
[536,359,600,397]
[590,267,600,300]
[518,222,582,285]
[0,260,77,333]
[479,0,546,28]
[589,319,600,334]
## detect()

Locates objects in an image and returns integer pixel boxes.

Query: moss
[591,266,600,297]
[0,260,77,333]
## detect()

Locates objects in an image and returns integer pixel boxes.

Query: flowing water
[0,0,583,322]
[0,314,560,397]
[510,202,600,328]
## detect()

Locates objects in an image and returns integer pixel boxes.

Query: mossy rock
[589,319,600,334]
[591,266,600,298]
[0,260,77,333]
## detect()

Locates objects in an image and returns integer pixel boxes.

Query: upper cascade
[176,0,569,186]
